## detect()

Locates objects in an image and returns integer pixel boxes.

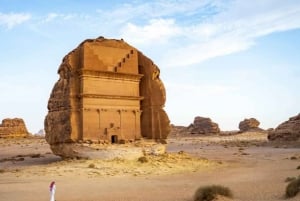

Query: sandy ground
[0,132,300,201]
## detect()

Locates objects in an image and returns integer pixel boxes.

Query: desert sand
[0,132,300,201]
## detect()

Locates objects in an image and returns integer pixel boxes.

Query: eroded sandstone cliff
[0,118,29,138]
[239,118,262,132]
[188,116,220,134]
[268,113,300,141]
[45,37,170,158]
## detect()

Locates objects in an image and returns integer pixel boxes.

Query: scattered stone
[268,113,300,141]
[188,116,220,134]
[239,118,262,132]
[0,118,30,138]
[138,156,148,163]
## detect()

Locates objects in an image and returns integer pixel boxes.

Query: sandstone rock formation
[268,113,300,141]
[36,129,45,136]
[188,116,220,134]
[45,37,170,158]
[0,118,29,138]
[169,124,189,136]
[238,118,261,132]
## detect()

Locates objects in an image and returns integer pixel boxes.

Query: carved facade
[45,37,170,145]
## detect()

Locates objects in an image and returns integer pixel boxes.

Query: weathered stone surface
[45,37,170,158]
[0,118,29,138]
[268,113,300,141]
[49,142,166,160]
[238,118,261,132]
[188,116,220,134]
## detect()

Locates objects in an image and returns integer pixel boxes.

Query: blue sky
[1,0,300,133]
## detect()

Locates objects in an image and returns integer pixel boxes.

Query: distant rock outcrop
[36,129,45,136]
[0,118,29,138]
[170,124,189,136]
[188,116,220,134]
[268,113,300,141]
[239,118,262,132]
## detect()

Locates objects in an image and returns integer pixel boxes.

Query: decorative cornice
[75,93,144,100]
[77,69,143,81]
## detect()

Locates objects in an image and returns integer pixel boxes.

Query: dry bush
[178,150,185,154]
[286,177,300,198]
[194,185,233,201]
[285,177,296,182]
[88,163,96,168]
[138,156,148,163]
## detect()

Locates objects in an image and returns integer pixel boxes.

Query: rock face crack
[45,37,170,158]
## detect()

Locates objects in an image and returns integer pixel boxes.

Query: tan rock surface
[0,118,29,138]
[268,113,300,141]
[189,116,220,134]
[238,118,261,132]
[45,37,170,158]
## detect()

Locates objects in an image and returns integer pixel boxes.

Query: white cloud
[43,12,76,23]
[96,0,217,24]
[44,13,59,22]
[160,35,254,68]
[121,18,181,45]
[111,0,300,68]
[0,12,31,29]
[165,81,238,96]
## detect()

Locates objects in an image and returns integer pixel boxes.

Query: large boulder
[268,113,300,141]
[0,118,30,138]
[45,37,170,159]
[188,116,220,134]
[238,118,261,132]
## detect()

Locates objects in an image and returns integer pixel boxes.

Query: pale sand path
[0,134,299,201]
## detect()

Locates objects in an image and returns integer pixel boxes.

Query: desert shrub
[14,169,20,172]
[88,163,96,168]
[138,156,148,163]
[297,165,300,170]
[286,177,300,198]
[290,156,297,160]
[178,150,185,154]
[0,169,5,173]
[285,177,296,182]
[194,185,233,201]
